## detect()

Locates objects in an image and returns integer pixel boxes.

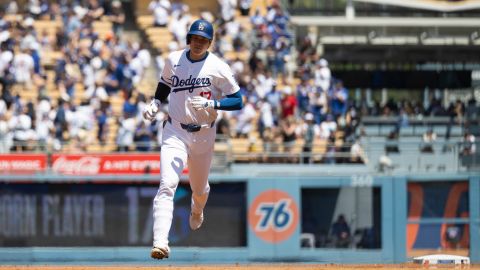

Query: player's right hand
[143,99,161,121]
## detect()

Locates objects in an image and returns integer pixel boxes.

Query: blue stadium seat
[450,126,463,137]
[413,126,428,136]
[380,125,396,136]
[399,126,414,136]
[433,125,447,135]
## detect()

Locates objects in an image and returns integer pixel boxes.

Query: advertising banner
[0,154,47,174]
[0,182,246,247]
[51,154,188,175]
[407,181,469,250]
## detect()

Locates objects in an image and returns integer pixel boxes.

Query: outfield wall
[0,165,478,264]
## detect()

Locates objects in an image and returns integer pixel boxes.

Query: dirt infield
[0,265,478,270]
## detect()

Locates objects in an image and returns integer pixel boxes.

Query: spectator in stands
[66,7,84,35]
[95,106,109,144]
[330,79,348,118]
[108,1,125,36]
[0,99,7,119]
[234,97,256,138]
[280,115,297,163]
[134,120,154,151]
[396,108,409,132]
[116,115,136,152]
[309,84,328,125]
[5,2,18,14]
[324,134,337,164]
[39,28,53,50]
[12,47,35,89]
[219,0,237,23]
[465,97,478,125]
[343,106,360,143]
[104,62,120,95]
[231,57,245,75]
[254,70,275,101]
[149,0,170,27]
[296,78,312,116]
[199,8,215,23]
[216,111,231,137]
[169,7,190,45]
[48,2,62,20]
[28,0,44,19]
[250,8,266,33]
[0,42,14,106]
[444,225,463,249]
[262,126,280,163]
[86,0,105,20]
[385,130,400,153]
[461,130,476,155]
[53,99,69,146]
[421,128,437,153]
[314,58,331,92]
[301,112,316,164]
[331,214,351,248]
[123,94,138,119]
[0,113,10,153]
[258,98,274,138]
[426,97,446,116]
[36,112,54,151]
[170,0,188,17]
[137,43,152,71]
[280,86,297,118]
[350,136,368,164]
[70,100,95,143]
[319,114,337,140]
[8,105,34,151]
[262,82,278,116]
[239,0,252,16]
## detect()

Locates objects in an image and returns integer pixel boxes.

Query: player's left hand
[190,96,215,111]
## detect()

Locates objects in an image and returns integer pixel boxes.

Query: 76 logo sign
[255,199,292,232]
[248,189,299,243]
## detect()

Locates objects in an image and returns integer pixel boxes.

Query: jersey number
[200,91,211,99]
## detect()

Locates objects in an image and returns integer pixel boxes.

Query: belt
[167,116,214,133]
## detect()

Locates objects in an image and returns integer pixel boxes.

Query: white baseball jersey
[152,49,240,250]
[160,49,240,125]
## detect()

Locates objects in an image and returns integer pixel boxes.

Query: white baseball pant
[152,119,215,248]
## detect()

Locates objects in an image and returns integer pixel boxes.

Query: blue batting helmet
[187,19,214,45]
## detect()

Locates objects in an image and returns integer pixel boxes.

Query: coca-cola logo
[52,157,101,175]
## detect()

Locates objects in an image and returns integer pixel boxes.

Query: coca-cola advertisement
[51,154,182,175]
[0,154,47,174]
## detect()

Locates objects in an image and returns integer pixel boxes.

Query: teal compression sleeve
[215,91,243,111]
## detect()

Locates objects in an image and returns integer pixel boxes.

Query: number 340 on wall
[350,175,374,187]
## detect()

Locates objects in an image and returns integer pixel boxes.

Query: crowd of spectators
[0,0,477,166]
[0,1,157,153]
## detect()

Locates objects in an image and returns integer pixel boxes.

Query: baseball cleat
[151,246,170,260]
[189,212,204,230]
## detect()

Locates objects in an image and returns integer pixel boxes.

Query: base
[413,254,470,265]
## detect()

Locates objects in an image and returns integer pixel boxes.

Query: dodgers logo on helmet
[187,19,214,44]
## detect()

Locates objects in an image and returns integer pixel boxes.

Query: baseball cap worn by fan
[112,0,121,8]
[318,58,328,67]
[305,112,314,121]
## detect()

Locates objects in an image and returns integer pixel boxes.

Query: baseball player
[142,19,244,260]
